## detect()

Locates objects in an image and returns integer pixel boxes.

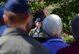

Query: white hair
[42,14,62,37]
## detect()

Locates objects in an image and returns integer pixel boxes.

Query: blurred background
[0,0,78,43]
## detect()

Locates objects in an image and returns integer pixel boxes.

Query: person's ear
[3,14,8,24]
[26,13,32,24]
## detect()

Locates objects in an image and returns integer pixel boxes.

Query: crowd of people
[0,0,79,54]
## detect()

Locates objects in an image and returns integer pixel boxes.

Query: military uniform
[29,27,48,37]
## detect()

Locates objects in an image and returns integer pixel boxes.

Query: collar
[48,37,64,42]
[2,27,27,36]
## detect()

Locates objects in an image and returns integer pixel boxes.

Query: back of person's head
[71,14,79,40]
[34,10,46,21]
[3,0,30,25]
[42,14,62,37]
[33,10,46,23]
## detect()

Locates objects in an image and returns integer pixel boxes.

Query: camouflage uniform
[29,27,48,38]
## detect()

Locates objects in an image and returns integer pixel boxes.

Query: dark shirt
[57,40,79,54]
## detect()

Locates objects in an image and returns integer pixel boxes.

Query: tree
[52,0,77,34]
[0,0,79,34]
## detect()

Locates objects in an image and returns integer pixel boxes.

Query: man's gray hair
[42,14,62,37]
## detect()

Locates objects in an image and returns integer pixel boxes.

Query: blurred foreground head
[42,14,62,37]
[71,14,79,40]
[3,0,32,32]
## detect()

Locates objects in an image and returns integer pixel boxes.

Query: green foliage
[0,0,6,6]
[0,0,6,3]
[29,1,45,15]
[64,37,74,44]
[44,0,61,6]
[0,0,78,34]
[29,0,78,34]
[62,33,74,44]
[52,0,77,34]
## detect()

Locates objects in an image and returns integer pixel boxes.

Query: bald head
[42,14,62,37]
